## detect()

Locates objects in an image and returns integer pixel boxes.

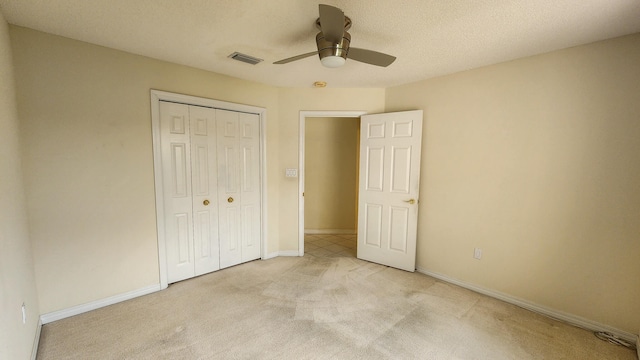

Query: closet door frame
[150,90,267,289]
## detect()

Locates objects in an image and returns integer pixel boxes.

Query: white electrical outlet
[474,248,482,260]
[21,303,26,324]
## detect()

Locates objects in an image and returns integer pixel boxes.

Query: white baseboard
[31,318,42,360]
[265,250,301,259]
[40,284,161,324]
[416,267,637,344]
[304,229,356,235]
[264,252,278,260]
[278,250,301,257]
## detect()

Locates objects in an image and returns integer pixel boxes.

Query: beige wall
[10,26,280,314]
[386,34,640,334]
[305,117,359,232]
[277,88,385,251]
[0,13,40,360]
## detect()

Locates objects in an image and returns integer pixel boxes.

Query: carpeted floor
[36,234,635,359]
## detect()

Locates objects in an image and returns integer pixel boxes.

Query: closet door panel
[217,109,242,269]
[239,113,261,262]
[160,102,195,283]
[189,106,220,276]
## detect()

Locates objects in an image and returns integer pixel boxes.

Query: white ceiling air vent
[228,52,263,65]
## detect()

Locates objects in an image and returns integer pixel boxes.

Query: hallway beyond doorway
[304,234,356,258]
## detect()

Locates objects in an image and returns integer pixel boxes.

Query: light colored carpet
[36,235,635,359]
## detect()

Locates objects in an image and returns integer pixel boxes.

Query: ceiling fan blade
[273,51,319,64]
[347,47,396,67]
[319,4,344,43]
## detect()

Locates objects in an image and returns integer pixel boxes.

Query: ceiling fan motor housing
[273,8,394,67]
[316,31,351,62]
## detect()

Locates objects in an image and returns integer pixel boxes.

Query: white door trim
[298,111,367,256]
[151,90,267,289]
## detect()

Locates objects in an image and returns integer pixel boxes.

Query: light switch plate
[285,168,298,178]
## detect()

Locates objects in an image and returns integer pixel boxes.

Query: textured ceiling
[1,0,639,88]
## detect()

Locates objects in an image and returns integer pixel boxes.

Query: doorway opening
[304,117,359,258]
[298,111,367,257]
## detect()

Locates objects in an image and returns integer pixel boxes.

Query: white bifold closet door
[216,109,261,269]
[159,102,260,284]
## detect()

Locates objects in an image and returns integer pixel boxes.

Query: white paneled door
[216,109,261,269]
[159,102,260,284]
[189,106,221,277]
[357,110,423,272]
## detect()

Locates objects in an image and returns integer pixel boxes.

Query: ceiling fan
[273,4,396,68]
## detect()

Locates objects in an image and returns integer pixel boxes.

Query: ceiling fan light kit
[274,4,396,68]
[317,30,350,68]
[320,56,345,68]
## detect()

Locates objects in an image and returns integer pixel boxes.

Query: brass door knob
[227,197,234,203]
[404,199,416,205]
[203,199,210,206]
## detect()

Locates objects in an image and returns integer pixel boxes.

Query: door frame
[298,110,367,256]
[151,90,268,289]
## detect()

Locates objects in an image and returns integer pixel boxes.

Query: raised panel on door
[365,146,385,192]
[217,109,242,268]
[388,206,409,252]
[364,203,383,247]
[159,102,195,283]
[189,106,220,276]
[357,111,423,272]
[239,113,261,262]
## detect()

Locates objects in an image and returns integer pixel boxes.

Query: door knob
[203,199,210,206]
[227,197,234,203]
[404,199,416,205]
